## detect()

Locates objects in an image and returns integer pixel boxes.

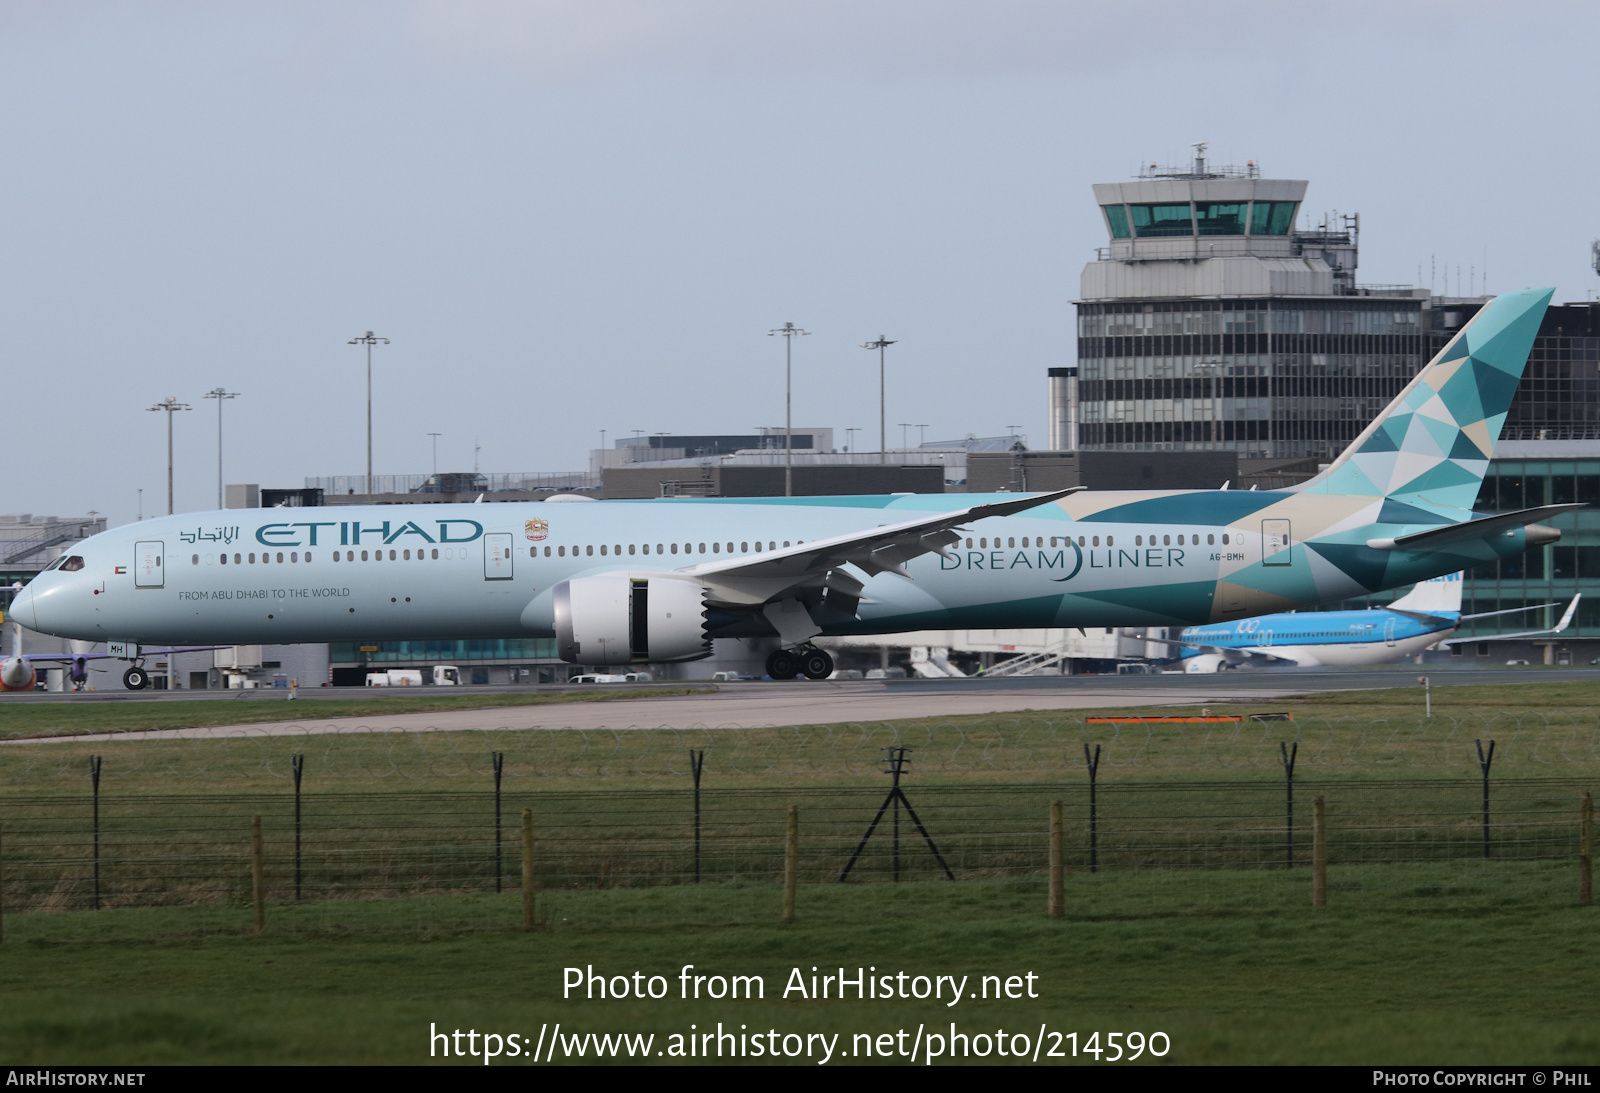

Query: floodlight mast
[860,336,897,464]
[768,323,810,496]
[145,397,192,515]
[348,331,389,497]
[202,388,239,509]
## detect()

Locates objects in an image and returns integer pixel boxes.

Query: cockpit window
[58,556,85,572]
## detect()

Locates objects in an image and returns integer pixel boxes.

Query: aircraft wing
[1457,601,1563,622]
[17,646,230,663]
[678,487,1082,606]
[1438,594,1581,646]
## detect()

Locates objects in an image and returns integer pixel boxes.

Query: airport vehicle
[1173,572,1580,671]
[433,664,460,685]
[570,672,651,683]
[7,290,1573,685]
[366,669,424,686]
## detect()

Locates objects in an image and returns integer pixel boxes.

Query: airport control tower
[1059,145,1427,460]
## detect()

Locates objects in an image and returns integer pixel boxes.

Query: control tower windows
[1195,202,1248,235]
[1249,201,1297,235]
[1131,203,1194,237]
[1104,204,1131,239]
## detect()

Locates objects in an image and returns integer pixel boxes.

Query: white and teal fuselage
[8,491,1541,650]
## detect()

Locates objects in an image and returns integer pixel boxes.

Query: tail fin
[1387,571,1464,614]
[1298,288,1553,513]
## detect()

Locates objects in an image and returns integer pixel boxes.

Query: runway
[10,665,1593,743]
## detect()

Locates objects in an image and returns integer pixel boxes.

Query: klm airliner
[5,289,1580,686]
[1173,571,1580,672]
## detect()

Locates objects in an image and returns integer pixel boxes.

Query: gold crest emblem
[525,518,549,542]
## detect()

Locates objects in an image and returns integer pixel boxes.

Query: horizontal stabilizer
[1365,504,1584,551]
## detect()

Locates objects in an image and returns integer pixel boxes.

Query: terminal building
[1056,146,1600,663]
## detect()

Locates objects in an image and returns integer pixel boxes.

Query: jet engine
[553,575,710,665]
[0,655,36,691]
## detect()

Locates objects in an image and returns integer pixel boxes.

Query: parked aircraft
[1172,571,1581,671]
[7,289,1576,685]
[0,612,221,691]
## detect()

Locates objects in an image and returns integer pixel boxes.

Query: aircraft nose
[8,584,37,629]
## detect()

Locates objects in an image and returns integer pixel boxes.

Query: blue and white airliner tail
[1174,572,1579,672]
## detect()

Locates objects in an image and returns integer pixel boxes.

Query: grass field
[2,681,1596,795]
[1,680,1596,1065]
[0,873,1595,1065]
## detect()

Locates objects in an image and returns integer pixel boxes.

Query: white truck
[366,669,423,687]
[364,665,461,686]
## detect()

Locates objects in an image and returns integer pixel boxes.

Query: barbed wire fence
[0,712,1596,933]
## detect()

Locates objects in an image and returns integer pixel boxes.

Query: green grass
[0,686,715,739]
[1,680,1595,796]
[0,871,1595,1065]
[2,680,1598,1064]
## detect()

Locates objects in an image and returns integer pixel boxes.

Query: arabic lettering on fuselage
[178,526,241,545]
[253,519,484,548]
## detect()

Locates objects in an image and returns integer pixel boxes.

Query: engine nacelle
[553,575,710,665]
[1183,653,1226,674]
[0,656,36,691]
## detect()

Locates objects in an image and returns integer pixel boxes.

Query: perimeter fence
[0,711,1595,926]
[5,709,1600,787]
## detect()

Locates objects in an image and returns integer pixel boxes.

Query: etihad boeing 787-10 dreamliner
[4,289,1578,687]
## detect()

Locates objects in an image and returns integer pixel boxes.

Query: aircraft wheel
[123,666,150,691]
[799,648,834,680]
[766,649,799,681]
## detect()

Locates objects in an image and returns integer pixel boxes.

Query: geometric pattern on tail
[1299,288,1553,515]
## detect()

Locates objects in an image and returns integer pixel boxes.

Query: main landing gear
[122,665,150,691]
[766,645,834,681]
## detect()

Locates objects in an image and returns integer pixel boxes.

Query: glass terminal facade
[1076,297,1424,456]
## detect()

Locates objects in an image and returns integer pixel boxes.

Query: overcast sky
[4,1,1597,526]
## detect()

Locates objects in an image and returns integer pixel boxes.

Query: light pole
[860,336,896,464]
[427,432,442,477]
[917,424,929,448]
[845,427,860,453]
[898,422,912,453]
[347,331,389,496]
[146,397,192,515]
[202,388,239,509]
[768,323,810,496]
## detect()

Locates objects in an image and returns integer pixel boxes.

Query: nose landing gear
[765,645,834,681]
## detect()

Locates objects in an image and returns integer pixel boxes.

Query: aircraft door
[1384,618,1396,647]
[1261,520,1292,566]
[484,533,514,580]
[135,541,164,588]
[1259,629,1273,648]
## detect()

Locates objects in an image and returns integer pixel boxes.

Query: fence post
[1476,739,1495,859]
[251,815,265,934]
[493,752,505,894]
[0,820,5,945]
[521,807,534,931]
[1582,792,1593,907]
[1280,741,1297,869]
[1083,743,1101,873]
[690,749,705,884]
[783,804,798,924]
[291,753,304,902]
[90,755,102,911]
[1311,795,1326,908]
[1048,800,1064,918]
